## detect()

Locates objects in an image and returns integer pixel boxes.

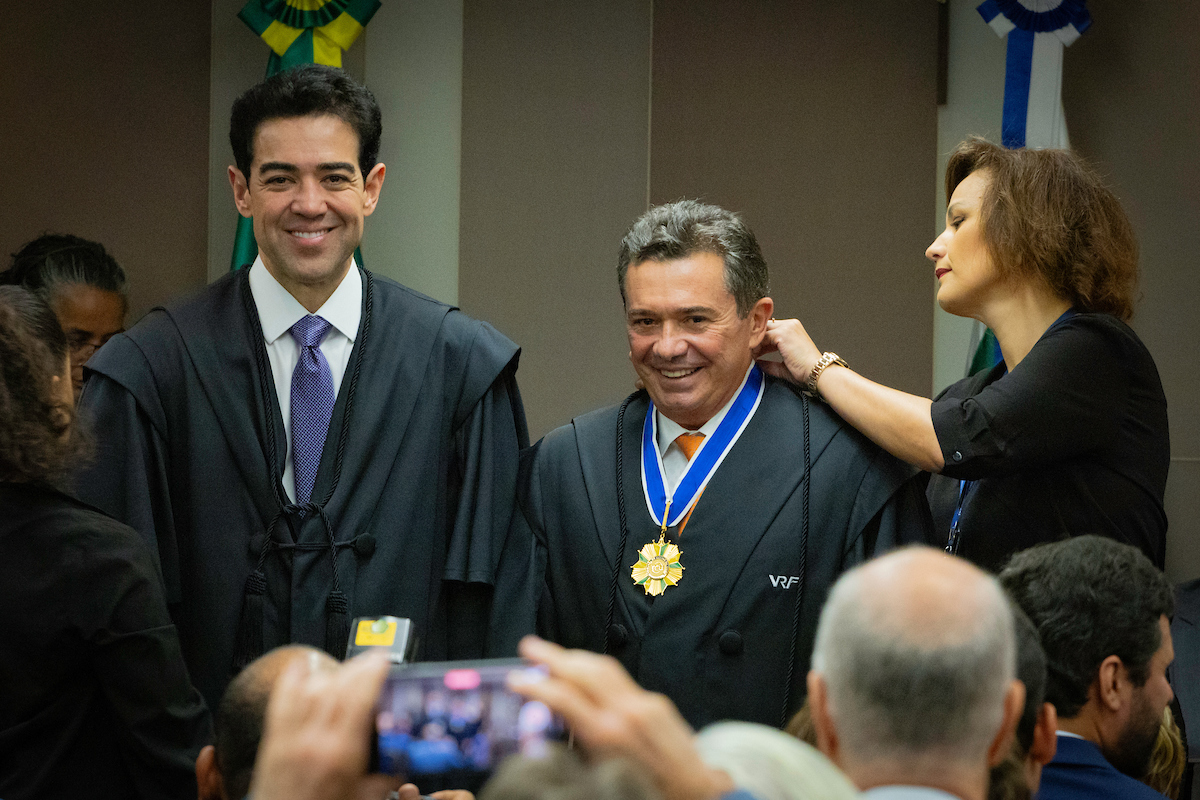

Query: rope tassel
[325,590,350,659]
[232,569,267,672]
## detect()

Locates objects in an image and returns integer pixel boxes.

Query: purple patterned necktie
[290,315,335,505]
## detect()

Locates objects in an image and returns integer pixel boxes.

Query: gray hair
[2,234,128,308]
[617,200,769,317]
[694,722,859,800]
[811,549,1016,767]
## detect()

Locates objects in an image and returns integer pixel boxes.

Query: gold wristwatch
[805,352,848,401]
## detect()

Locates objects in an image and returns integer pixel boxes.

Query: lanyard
[640,365,764,528]
[943,307,1077,555]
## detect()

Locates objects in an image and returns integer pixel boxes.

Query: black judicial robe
[503,379,934,729]
[74,267,529,710]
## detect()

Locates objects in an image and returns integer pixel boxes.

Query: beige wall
[1063,1,1200,583]
[2,0,212,319]
[461,0,938,440]
[649,0,937,398]
[458,0,654,439]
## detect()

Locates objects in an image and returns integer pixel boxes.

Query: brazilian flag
[231,0,382,271]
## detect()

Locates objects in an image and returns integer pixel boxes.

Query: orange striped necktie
[673,433,706,535]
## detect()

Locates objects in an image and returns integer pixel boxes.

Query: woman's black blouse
[927,312,1170,572]
[0,482,211,799]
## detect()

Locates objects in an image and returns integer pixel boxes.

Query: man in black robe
[502,201,932,729]
[74,65,529,711]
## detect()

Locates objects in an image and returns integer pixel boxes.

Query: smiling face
[926,169,1001,319]
[229,114,385,310]
[625,252,772,429]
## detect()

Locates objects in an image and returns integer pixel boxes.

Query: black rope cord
[780,394,811,728]
[603,392,638,655]
[236,267,374,665]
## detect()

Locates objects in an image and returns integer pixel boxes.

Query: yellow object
[354,618,397,646]
[631,536,684,596]
[260,20,305,56]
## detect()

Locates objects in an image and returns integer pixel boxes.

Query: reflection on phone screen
[376,659,564,790]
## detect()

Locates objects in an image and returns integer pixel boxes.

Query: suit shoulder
[370,272,519,358]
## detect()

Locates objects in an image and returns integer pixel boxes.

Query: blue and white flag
[977,0,1091,149]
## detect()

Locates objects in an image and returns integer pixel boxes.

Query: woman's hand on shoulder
[755,318,823,386]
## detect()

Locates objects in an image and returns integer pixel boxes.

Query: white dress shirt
[248,256,362,501]
[655,365,756,492]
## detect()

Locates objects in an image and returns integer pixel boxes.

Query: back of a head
[812,547,1016,769]
[2,233,128,306]
[998,535,1174,719]
[229,63,382,180]
[214,645,336,800]
[481,745,660,800]
[1010,604,1047,755]
[695,722,859,800]
[0,285,78,484]
[617,199,769,317]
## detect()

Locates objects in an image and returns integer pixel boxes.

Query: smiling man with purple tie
[499,200,934,729]
[74,65,529,712]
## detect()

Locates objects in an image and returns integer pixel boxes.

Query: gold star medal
[631,534,684,596]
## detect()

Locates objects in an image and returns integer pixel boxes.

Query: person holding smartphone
[760,138,1169,572]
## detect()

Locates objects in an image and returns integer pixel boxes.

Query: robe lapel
[164,271,285,527]
[641,382,839,634]
[574,392,652,639]
[310,271,448,525]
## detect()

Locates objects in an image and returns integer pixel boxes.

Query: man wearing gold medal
[501,200,933,729]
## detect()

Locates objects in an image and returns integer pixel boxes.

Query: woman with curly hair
[0,286,210,799]
[760,138,1169,571]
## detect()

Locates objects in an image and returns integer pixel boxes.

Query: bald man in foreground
[197,645,340,800]
[806,547,1026,800]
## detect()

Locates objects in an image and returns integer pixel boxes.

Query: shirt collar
[655,364,754,454]
[248,255,362,344]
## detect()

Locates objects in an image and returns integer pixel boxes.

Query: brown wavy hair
[945,138,1139,321]
[0,286,85,484]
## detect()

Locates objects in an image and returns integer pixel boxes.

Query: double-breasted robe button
[718,629,743,655]
[607,623,629,650]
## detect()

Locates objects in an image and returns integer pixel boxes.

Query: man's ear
[1096,654,1126,713]
[987,679,1026,768]
[807,671,841,764]
[362,162,386,217]
[1028,701,1058,767]
[196,744,227,800]
[229,166,253,219]
[747,296,774,349]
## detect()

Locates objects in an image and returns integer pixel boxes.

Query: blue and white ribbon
[641,365,765,528]
[977,0,1091,149]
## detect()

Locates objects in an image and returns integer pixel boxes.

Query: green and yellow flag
[231,0,382,271]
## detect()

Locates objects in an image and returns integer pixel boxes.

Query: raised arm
[756,319,944,473]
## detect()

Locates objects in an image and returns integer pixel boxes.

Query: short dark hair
[2,233,128,308]
[617,200,769,317]
[1010,603,1046,754]
[229,64,382,180]
[214,645,334,799]
[999,535,1174,719]
[945,137,1139,321]
[0,286,84,484]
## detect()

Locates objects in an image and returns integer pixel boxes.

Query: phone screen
[375,658,565,790]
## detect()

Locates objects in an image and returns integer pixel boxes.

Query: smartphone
[375,658,566,791]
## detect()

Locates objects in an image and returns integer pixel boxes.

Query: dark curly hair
[998,535,1174,719]
[229,63,382,180]
[0,286,87,484]
[945,138,1139,321]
